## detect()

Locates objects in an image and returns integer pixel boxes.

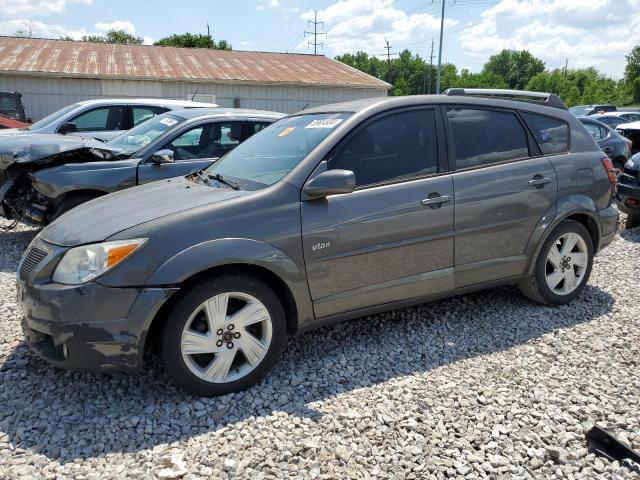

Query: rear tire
[519,220,594,306]
[51,193,102,221]
[625,212,640,229]
[161,273,286,396]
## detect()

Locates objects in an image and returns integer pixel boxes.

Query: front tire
[51,193,102,221]
[519,220,594,306]
[161,274,286,396]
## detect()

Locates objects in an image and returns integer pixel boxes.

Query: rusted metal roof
[0,36,391,89]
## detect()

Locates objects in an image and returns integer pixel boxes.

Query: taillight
[601,157,617,193]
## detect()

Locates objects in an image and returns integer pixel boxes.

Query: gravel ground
[1,216,639,479]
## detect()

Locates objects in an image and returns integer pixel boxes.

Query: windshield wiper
[208,173,239,190]
[192,170,211,185]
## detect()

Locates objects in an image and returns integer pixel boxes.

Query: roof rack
[443,88,567,110]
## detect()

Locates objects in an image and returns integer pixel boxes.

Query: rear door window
[582,121,604,141]
[132,106,168,126]
[520,112,569,155]
[71,106,127,132]
[446,108,529,169]
[330,108,439,187]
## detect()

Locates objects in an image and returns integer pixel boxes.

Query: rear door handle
[528,177,552,188]
[421,194,451,207]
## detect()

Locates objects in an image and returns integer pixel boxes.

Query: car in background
[0,92,30,129]
[569,104,617,116]
[590,111,640,129]
[0,108,283,226]
[579,117,632,169]
[616,154,640,228]
[16,89,618,395]
[616,120,640,155]
[0,98,218,142]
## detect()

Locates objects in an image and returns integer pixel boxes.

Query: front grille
[19,246,48,280]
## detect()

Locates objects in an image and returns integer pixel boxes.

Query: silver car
[0,98,218,141]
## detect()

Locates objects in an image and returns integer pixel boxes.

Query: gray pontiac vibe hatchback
[17,89,619,395]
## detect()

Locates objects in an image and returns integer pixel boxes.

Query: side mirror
[58,122,77,135]
[151,149,175,165]
[303,169,356,200]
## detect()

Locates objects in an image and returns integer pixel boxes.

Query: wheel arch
[526,195,601,276]
[143,239,313,354]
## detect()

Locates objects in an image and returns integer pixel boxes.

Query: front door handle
[528,176,552,188]
[421,194,451,207]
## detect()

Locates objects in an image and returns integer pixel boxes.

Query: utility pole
[427,38,434,94]
[304,10,326,55]
[436,0,455,94]
[383,38,397,84]
[206,22,210,38]
[563,58,569,77]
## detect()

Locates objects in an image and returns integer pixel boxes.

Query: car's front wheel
[161,274,286,396]
[519,220,594,306]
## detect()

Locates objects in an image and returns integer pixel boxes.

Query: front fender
[525,194,600,275]
[146,238,314,328]
[31,164,137,199]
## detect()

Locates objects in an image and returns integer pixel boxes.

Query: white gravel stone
[1,216,640,479]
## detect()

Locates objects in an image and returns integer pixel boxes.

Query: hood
[617,120,640,131]
[0,134,122,171]
[0,128,22,136]
[39,177,245,246]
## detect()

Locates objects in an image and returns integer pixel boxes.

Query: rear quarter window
[446,108,529,169]
[520,112,569,155]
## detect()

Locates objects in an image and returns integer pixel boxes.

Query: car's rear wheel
[161,274,286,396]
[519,220,593,306]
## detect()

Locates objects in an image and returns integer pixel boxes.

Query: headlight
[52,239,147,285]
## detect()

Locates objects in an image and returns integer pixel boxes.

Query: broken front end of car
[0,135,121,226]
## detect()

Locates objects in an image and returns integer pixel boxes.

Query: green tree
[81,29,143,44]
[154,33,232,50]
[624,46,640,84]
[483,49,545,89]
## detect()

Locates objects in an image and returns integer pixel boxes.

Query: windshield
[206,112,351,188]
[569,106,591,116]
[108,113,185,155]
[27,103,79,130]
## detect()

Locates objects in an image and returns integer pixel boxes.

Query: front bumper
[19,279,177,371]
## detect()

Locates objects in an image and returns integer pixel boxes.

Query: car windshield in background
[569,106,591,116]
[26,103,79,130]
[108,113,185,155]
[206,113,351,188]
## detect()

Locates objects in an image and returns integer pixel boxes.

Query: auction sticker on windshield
[305,118,344,129]
[160,118,178,127]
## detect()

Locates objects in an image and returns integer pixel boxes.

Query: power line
[304,10,327,55]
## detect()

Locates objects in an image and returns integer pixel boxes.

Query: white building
[0,36,390,120]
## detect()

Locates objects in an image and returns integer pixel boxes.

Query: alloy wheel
[180,292,273,383]
[544,232,589,295]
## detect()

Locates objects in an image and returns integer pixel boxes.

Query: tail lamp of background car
[601,157,618,194]
[52,239,147,284]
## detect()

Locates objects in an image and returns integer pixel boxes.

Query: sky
[0,0,638,78]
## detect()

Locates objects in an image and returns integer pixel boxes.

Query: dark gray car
[0,108,283,225]
[17,89,618,396]
[579,117,632,169]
